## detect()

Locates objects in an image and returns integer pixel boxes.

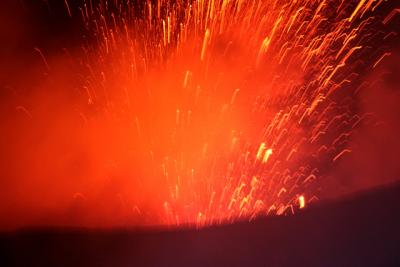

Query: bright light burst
[52,0,398,227]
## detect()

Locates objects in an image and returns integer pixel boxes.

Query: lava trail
[1,0,399,229]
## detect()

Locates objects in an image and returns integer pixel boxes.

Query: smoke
[0,1,139,229]
[327,48,400,197]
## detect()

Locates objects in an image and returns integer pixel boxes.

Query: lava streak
[2,0,398,229]
[73,0,397,227]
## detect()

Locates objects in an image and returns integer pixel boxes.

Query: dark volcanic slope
[2,183,400,267]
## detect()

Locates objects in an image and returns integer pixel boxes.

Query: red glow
[1,0,399,229]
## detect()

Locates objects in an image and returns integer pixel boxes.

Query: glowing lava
[68,0,396,227]
[2,0,399,229]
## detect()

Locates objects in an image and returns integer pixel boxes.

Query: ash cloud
[325,48,400,197]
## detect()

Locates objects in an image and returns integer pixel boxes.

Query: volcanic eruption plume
[1,0,399,229]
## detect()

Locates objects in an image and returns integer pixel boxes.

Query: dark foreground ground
[1,183,400,267]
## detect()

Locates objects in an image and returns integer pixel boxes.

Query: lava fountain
[1,0,399,229]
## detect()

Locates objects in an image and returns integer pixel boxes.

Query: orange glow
[298,195,306,209]
[1,0,399,229]
[262,149,273,164]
